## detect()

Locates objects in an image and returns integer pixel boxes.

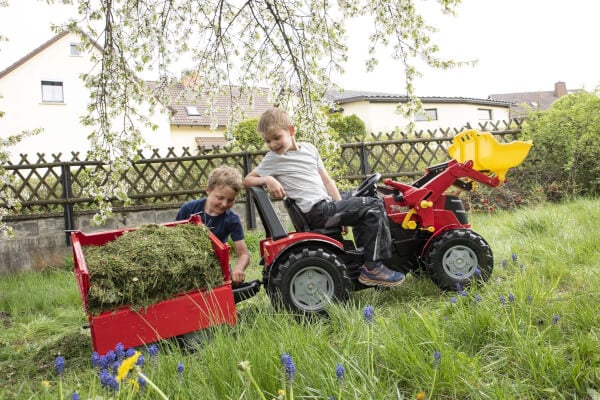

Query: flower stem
[247,373,268,400]
[138,371,169,400]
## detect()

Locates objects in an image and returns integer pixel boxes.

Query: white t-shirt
[253,142,331,212]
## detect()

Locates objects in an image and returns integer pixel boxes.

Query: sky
[1,0,599,99]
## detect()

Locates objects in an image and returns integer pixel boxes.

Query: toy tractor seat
[283,197,344,241]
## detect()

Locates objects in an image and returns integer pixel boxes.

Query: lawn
[1,198,599,399]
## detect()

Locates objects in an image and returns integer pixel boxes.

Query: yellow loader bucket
[448,130,533,182]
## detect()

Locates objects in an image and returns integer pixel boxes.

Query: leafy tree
[3,0,468,224]
[231,118,263,150]
[521,89,600,200]
[328,113,366,138]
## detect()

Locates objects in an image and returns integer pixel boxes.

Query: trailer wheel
[424,229,493,291]
[267,247,351,315]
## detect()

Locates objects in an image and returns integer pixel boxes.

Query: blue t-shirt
[176,198,244,243]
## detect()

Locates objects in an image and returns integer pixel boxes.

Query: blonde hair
[207,166,243,193]
[257,107,292,135]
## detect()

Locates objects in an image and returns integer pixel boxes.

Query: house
[488,81,577,118]
[2,30,519,162]
[327,90,512,134]
[0,31,276,161]
[0,31,172,163]
[161,73,272,149]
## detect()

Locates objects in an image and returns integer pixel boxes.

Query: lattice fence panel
[2,123,523,217]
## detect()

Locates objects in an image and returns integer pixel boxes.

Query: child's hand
[232,268,246,285]
[266,177,285,199]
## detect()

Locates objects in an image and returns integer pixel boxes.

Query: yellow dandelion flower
[42,380,50,388]
[278,389,285,396]
[416,391,426,400]
[117,351,141,382]
[128,377,140,391]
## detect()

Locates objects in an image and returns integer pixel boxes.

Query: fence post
[61,164,75,246]
[242,152,256,230]
[359,142,370,175]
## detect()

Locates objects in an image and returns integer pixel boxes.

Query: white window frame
[41,81,64,103]
[185,106,201,116]
[415,108,438,122]
[70,42,82,56]
[477,108,493,120]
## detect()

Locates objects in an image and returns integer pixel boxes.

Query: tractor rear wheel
[423,229,493,291]
[267,246,351,315]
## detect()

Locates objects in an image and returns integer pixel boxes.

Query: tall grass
[1,198,599,399]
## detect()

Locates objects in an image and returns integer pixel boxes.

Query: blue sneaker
[359,263,405,287]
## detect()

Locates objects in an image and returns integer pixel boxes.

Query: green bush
[328,113,366,138]
[231,118,264,150]
[520,89,600,201]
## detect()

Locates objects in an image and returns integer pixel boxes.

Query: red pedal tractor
[241,130,532,314]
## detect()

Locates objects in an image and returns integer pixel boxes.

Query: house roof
[0,30,103,80]
[327,89,511,108]
[488,81,577,111]
[160,82,273,127]
[0,31,70,79]
[0,30,273,128]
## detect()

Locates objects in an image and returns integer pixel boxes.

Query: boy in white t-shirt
[243,107,404,287]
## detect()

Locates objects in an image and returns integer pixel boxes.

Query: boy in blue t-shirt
[176,166,250,285]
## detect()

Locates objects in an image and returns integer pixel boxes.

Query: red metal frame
[260,231,343,266]
[71,215,236,355]
[382,160,500,233]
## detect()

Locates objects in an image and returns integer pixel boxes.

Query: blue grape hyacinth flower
[363,305,374,323]
[55,356,65,376]
[335,363,345,383]
[280,353,296,382]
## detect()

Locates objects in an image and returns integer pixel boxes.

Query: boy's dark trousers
[303,196,392,264]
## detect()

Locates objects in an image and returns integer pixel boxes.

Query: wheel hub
[443,246,477,278]
[290,267,333,309]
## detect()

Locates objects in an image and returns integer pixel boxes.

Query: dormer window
[185,106,201,116]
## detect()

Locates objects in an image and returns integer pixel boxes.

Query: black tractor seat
[283,197,345,242]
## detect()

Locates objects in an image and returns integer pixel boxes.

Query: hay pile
[83,224,224,315]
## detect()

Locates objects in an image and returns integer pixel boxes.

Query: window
[70,43,81,56]
[415,108,438,122]
[41,81,64,103]
[477,108,492,120]
[185,106,201,116]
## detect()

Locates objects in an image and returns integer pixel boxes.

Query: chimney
[554,81,567,98]
[181,70,200,89]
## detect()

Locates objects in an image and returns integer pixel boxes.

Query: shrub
[328,113,366,138]
[231,118,264,150]
[520,89,600,201]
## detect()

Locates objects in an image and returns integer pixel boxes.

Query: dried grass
[83,224,223,315]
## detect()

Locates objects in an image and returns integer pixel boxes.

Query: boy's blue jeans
[303,196,392,264]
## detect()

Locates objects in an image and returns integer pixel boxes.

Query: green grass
[1,198,600,399]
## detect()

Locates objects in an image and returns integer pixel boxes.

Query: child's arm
[319,168,342,201]
[319,167,349,234]
[231,239,250,285]
[243,171,286,199]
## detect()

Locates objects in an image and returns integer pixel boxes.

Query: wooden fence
[2,120,523,240]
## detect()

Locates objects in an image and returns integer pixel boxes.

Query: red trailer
[71,215,237,355]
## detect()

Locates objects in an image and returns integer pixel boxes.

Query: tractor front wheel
[267,247,351,315]
[423,229,493,291]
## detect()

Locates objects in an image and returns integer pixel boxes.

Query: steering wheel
[352,173,382,197]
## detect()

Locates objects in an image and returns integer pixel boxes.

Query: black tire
[423,229,493,291]
[267,247,352,315]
